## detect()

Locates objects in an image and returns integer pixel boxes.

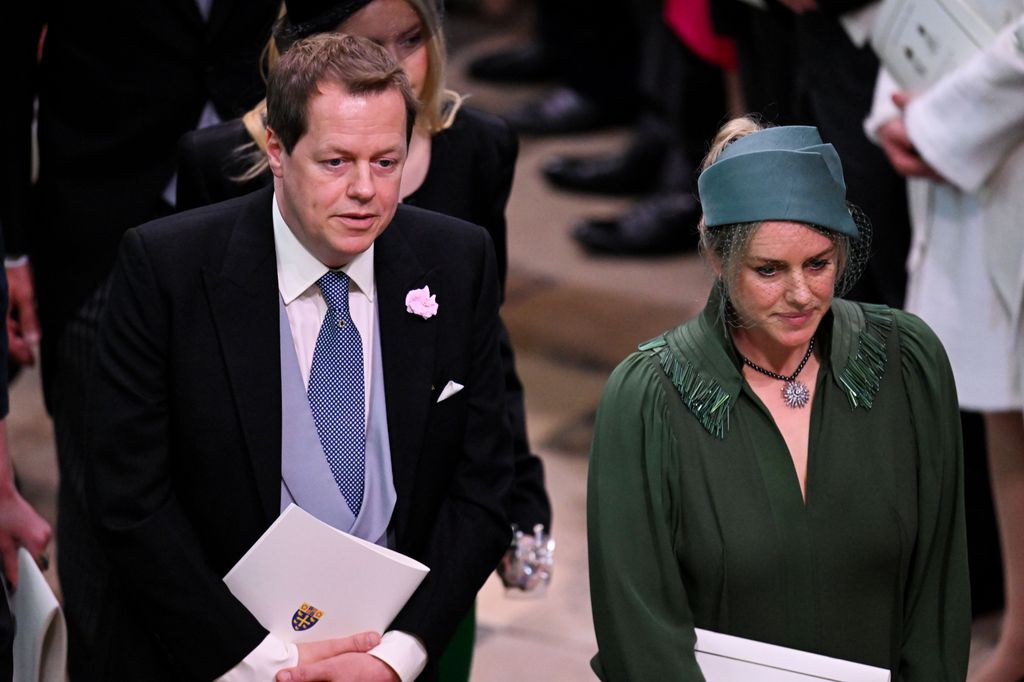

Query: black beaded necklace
[740,338,816,409]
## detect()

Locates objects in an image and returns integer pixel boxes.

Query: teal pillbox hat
[696,125,858,238]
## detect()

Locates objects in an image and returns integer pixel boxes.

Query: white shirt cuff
[863,67,902,145]
[215,634,299,681]
[368,630,428,682]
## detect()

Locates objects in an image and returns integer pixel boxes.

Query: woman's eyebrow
[746,247,835,264]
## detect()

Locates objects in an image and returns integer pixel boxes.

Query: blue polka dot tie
[308,271,365,517]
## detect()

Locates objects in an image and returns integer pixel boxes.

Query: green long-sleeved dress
[587,295,970,680]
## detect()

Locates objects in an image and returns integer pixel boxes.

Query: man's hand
[878,92,944,181]
[0,423,52,589]
[295,631,381,665]
[277,649,400,682]
[5,261,40,366]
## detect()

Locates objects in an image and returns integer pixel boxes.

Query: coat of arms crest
[291,602,324,632]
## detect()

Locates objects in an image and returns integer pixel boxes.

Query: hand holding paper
[295,631,381,663]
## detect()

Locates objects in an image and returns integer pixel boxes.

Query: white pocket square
[437,380,464,403]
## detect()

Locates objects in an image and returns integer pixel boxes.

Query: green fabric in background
[438,603,476,682]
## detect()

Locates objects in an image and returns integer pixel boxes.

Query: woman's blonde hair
[234,0,461,183]
[696,116,765,290]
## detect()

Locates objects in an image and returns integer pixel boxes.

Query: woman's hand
[0,440,52,589]
[878,92,945,181]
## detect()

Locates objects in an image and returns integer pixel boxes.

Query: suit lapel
[375,208,438,530]
[202,187,282,524]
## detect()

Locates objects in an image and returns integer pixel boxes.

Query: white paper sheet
[870,0,997,89]
[695,628,890,681]
[224,504,429,643]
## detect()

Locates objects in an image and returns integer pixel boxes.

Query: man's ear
[266,127,285,178]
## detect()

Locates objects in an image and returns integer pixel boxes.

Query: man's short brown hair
[266,33,420,154]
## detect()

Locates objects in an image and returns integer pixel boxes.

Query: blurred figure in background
[9,2,280,677]
[553,0,734,256]
[709,0,799,125]
[776,1,912,309]
[869,16,1024,681]
[0,16,54,662]
[468,0,642,135]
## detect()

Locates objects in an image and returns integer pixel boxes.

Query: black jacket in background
[10,0,280,397]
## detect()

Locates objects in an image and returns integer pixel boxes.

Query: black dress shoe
[542,117,672,194]
[571,193,701,255]
[542,151,663,196]
[468,42,554,83]
[502,88,626,136]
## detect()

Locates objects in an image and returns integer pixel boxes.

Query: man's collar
[272,191,376,304]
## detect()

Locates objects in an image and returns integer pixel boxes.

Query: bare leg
[971,411,1024,682]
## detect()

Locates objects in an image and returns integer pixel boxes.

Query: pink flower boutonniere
[405,286,438,319]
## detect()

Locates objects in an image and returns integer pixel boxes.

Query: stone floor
[4,8,1004,681]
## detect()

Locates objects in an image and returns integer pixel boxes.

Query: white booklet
[695,628,890,681]
[11,548,67,682]
[870,0,998,89]
[223,503,429,643]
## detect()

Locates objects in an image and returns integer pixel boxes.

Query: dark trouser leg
[962,410,1005,617]
[732,6,799,125]
[51,280,112,681]
[537,0,645,116]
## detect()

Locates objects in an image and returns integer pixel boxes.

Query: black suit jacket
[89,187,513,680]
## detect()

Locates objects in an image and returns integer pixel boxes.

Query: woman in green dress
[587,118,970,680]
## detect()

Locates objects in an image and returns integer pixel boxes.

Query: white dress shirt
[217,194,427,681]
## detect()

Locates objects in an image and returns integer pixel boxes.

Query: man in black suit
[90,34,512,681]
[9,3,281,677]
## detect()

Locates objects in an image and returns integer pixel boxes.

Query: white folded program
[694,628,890,682]
[223,504,429,644]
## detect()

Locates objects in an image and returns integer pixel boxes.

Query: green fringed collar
[639,293,895,439]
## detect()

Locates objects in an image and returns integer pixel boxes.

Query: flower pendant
[782,380,810,408]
